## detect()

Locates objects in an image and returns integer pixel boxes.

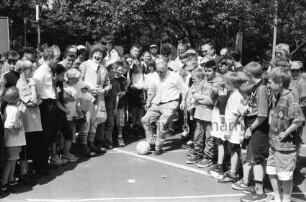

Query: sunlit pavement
[3,134,306,202]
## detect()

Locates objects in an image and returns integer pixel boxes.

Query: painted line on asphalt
[113,148,210,176]
[25,193,306,202]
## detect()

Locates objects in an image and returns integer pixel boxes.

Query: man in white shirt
[33,46,61,173]
[141,60,188,155]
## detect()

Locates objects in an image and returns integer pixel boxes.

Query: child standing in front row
[1,87,26,191]
[100,64,121,149]
[266,67,304,202]
[115,61,129,147]
[218,72,244,183]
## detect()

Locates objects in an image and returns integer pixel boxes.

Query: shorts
[228,142,240,153]
[266,148,297,181]
[246,130,269,165]
[5,146,21,160]
[116,109,126,127]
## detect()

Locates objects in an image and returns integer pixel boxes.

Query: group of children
[184,59,305,202]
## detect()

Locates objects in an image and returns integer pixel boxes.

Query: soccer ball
[136,141,151,155]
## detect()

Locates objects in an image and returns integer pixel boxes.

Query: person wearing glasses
[141,60,188,155]
[199,41,222,66]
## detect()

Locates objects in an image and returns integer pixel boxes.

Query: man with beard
[78,44,111,156]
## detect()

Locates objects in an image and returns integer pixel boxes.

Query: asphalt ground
[2,132,306,202]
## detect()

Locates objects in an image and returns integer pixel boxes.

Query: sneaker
[154,149,163,155]
[197,158,213,168]
[8,180,18,186]
[240,191,267,202]
[181,143,191,150]
[218,171,239,184]
[187,140,194,146]
[232,179,251,191]
[59,157,69,165]
[209,164,224,179]
[89,143,106,154]
[186,154,202,164]
[0,189,10,198]
[49,155,61,167]
[62,153,79,162]
[117,138,125,147]
[187,149,196,157]
[0,185,8,192]
[83,145,97,157]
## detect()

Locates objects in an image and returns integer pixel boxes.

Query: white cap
[77,45,86,50]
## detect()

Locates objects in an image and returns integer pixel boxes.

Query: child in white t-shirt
[1,87,26,191]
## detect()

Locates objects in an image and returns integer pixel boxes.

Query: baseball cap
[150,44,158,48]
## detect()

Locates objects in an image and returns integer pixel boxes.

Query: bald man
[141,60,188,155]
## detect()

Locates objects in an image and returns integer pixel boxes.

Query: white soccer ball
[136,141,151,155]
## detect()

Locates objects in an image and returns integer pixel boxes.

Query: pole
[23,17,27,47]
[24,23,26,46]
[36,4,41,44]
[272,0,278,61]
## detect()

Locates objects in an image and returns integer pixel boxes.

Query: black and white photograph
[0,0,305,201]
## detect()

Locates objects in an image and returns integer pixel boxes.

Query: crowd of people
[0,39,305,202]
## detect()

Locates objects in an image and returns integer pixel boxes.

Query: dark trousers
[193,119,217,159]
[39,99,58,169]
[26,131,44,172]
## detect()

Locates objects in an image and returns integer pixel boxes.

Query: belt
[158,99,179,105]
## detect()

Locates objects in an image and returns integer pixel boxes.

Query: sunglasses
[290,69,301,72]
[161,53,170,57]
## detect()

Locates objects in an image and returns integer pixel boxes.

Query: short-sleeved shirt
[16,78,43,132]
[3,105,26,147]
[245,80,269,118]
[224,89,244,144]
[269,90,305,151]
[33,64,56,99]
[63,82,82,121]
